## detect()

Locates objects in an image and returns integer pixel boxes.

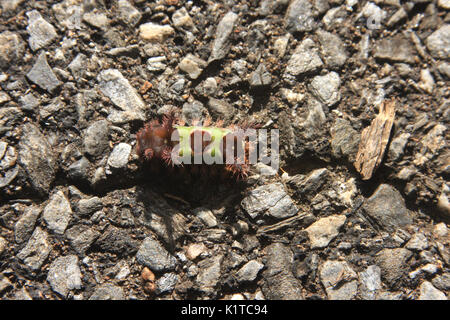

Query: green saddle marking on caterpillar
[174,126,232,160]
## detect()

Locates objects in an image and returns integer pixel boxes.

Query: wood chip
[354,99,396,180]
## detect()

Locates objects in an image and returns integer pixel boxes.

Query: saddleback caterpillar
[136,109,257,180]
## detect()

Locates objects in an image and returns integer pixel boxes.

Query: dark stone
[261,243,303,299]
[66,225,100,255]
[375,248,413,287]
[18,123,56,195]
[94,225,138,255]
[363,184,413,232]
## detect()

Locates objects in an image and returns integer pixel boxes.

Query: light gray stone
[320,260,358,300]
[83,10,109,30]
[47,255,82,297]
[359,265,382,300]
[388,133,410,161]
[39,97,65,120]
[249,63,272,88]
[255,163,278,177]
[316,29,347,68]
[405,232,429,251]
[1,0,24,12]
[26,10,57,51]
[182,100,206,124]
[156,273,179,294]
[83,120,110,157]
[418,68,435,94]
[330,118,360,161]
[66,225,100,255]
[196,77,218,97]
[259,0,290,15]
[432,273,450,291]
[0,91,11,105]
[418,281,447,300]
[17,227,51,271]
[68,53,88,80]
[285,0,315,33]
[300,98,327,138]
[359,2,387,27]
[409,263,439,279]
[0,142,6,161]
[193,207,217,228]
[196,254,224,295]
[14,205,41,244]
[207,98,233,121]
[236,260,264,283]
[285,38,323,76]
[172,7,194,29]
[323,6,348,29]
[77,197,103,216]
[374,35,416,64]
[309,72,341,106]
[52,0,84,30]
[147,56,167,72]
[228,251,247,269]
[415,123,446,168]
[0,143,16,171]
[107,143,131,169]
[438,0,450,9]
[185,243,207,261]
[288,168,330,196]
[0,236,6,256]
[438,61,450,79]
[425,25,450,59]
[179,54,207,80]
[305,215,346,249]
[136,237,177,272]
[118,0,141,27]
[106,45,140,58]
[139,22,174,43]
[13,287,33,300]
[274,34,290,58]
[43,190,72,235]
[433,223,448,238]
[241,182,298,219]
[67,157,90,181]
[115,261,130,280]
[210,11,238,62]
[26,52,61,93]
[19,93,40,112]
[387,6,407,26]
[231,59,247,77]
[97,69,147,123]
[377,291,403,300]
[89,283,125,300]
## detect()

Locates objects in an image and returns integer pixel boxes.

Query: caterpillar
[136,109,256,180]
